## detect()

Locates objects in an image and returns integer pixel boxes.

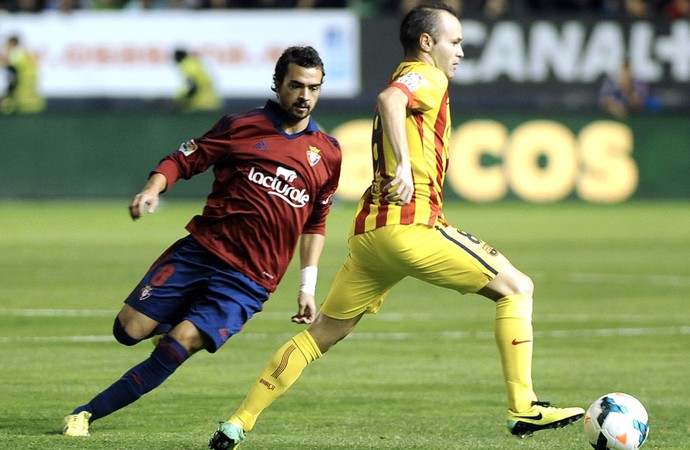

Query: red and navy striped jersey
[154,100,341,292]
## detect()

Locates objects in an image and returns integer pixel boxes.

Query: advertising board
[0,10,360,98]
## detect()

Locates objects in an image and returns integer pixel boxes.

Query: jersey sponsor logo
[396,72,427,92]
[276,166,297,182]
[248,166,310,208]
[306,146,321,167]
[254,140,268,150]
[177,139,198,156]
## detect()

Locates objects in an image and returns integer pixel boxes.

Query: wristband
[300,266,318,296]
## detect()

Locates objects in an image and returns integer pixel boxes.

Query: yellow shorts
[320,223,509,319]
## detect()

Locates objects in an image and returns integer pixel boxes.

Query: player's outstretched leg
[506,401,585,437]
[209,422,245,450]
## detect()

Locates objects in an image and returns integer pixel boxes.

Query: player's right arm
[377,86,414,205]
[129,172,168,220]
[128,119,229,221]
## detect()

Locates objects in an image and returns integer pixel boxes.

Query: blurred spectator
[623,0,652,17]
[0,0,47,12]
[173,48,222,113]
[198,0,232,7]
[599,59,659,119]
[661,0,690,18]
[346,0,397,17]
[44,0,83,11]
[87,0,128,8]
[123,0,169,9]
[1,35,46,114]
[482,0,510,18]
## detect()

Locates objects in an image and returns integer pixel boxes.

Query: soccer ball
[584,393,649,450]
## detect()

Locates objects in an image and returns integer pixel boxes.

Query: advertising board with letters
[0,10,360,98]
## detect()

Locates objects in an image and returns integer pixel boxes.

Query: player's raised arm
[129,172,168,220]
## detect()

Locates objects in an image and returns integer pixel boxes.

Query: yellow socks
[229,330,322,432]
[494,294,538,412]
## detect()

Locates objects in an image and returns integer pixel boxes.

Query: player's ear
[419,32,434,52]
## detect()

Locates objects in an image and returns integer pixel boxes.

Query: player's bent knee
[113,316,144,346]
[502,267,534,296]
[515,273,535,296]
[484,269,534,299]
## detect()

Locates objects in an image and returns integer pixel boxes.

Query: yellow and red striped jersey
[352,61,451,236]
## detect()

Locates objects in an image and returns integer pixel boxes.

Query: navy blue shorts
[124,235,269,353]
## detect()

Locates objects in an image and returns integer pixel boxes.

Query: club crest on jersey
[139,285,153,301]
[396,72,427,92]
[178,139,198,156]
[306,146,321,167]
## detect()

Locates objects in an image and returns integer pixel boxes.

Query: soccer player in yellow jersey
[209,2,585,448]
[173,48,222,113]
[1,35,45,115]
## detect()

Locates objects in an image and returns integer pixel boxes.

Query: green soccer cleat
[507,401,585,437]
[208,421,245,450]
[62,411,92,437]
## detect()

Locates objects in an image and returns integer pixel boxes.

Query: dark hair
[399,1,458,54]
[272,46,325,92]
[173,49,187,63]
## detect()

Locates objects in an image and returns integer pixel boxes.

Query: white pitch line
[0,335,115,343]
[350,326,690,341]
[566,272,690,286]
[1,326,688,344]
[0,308,115,317]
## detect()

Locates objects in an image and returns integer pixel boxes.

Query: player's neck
[280,118,309,135]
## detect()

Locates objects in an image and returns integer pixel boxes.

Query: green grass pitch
[0,199,688,449]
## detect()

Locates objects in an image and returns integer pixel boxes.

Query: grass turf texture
[0,199,688,450]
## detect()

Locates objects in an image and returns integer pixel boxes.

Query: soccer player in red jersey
[61,46,341,437]
[208,3,584,448]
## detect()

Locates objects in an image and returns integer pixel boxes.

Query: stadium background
[1,7,689,202]
[1,6,689,449]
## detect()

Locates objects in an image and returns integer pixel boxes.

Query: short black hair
[272,46,325,92]
[173,48,187,63]
[399,1,458,54]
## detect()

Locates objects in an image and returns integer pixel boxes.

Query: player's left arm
[291,138,340,323]
[291,232,325,324]
[378,85,414,205]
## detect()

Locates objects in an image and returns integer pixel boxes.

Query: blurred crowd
[0,0,688,19]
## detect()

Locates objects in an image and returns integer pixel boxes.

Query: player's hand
[383,165,414,205]
[291,291,316,324]
[129,191,159,221]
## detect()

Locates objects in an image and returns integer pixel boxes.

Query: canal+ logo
[248,166,310,208]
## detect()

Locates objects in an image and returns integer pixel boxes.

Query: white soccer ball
[584,393,649,450]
